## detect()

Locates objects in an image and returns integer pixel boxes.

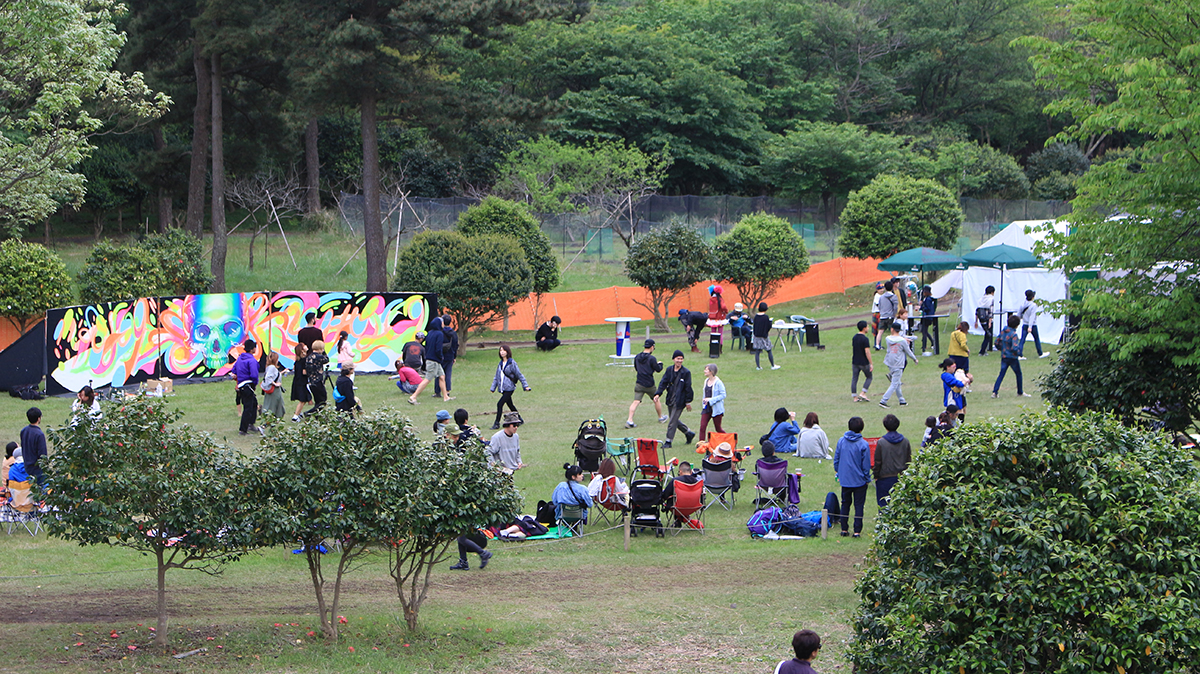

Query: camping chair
[591,475,628,527]
[753,459,791,511]
[701,458,736,510]
[668,478,705,535]
[605,436,636,476]
[697,431,739,457]
[558,504,585,537]
[635,438,674,482]
[2,479,41,536]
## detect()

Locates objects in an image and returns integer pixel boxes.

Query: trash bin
[708,331,722,358]
[804,323,820,346]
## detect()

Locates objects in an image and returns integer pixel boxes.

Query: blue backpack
[747,507,782,537]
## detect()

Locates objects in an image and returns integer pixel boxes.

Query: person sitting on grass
[774,629,823,674]
[334,365,361,414]
[452,408,483,449]
[766,407,801,455]
[433,409,453,438]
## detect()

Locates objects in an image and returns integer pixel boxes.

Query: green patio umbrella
[877,247,967,288]
[962,244,1043,333]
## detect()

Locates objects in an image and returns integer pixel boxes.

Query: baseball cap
[644,338,656,348]
[436,409,451,421]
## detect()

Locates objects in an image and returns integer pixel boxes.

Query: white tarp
[958,220,1070,345]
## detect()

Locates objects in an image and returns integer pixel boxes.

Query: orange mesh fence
[0,319,30,353]
[495,257,890,331]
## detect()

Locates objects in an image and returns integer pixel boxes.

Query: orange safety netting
[496,257,890,331]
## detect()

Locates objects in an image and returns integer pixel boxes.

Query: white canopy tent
[949,220,1070,345]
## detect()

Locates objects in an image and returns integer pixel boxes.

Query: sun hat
[713,442,734,459]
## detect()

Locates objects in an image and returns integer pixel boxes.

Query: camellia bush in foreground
[850,409,1200,673]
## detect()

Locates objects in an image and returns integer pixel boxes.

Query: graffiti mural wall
[46,291,435,395]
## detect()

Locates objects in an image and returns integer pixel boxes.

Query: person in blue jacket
[408,317,452,404]
[833,416,871,537]
[552,463,594,522]
[766,407,801,455]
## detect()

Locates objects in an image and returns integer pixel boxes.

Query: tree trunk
[361,90,386,292]
[152,126,172,232]
[305,117,320,214]
[43,217,50,246]
[186,41,210,239]
[210,52,227,292]
[155,549,169,649]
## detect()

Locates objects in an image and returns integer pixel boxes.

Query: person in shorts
[626,339,665,428]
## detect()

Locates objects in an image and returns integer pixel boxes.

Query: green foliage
[1024,143,1089,185]
[1031,172,1076,201]
[249,407,421,639]
[392,231,533,346]
[712,212,810,312]
[0,240,72,332]
[77,239,165,305]
[850,409,1200,672]
[457,196,559,295]
[44,397,258,648]
[838,175,963,259]
[624,222,712,330]
[493,136,671,248]
[140,229,213,296]
[80,137,147,227]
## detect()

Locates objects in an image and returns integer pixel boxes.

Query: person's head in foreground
[792,629,821,661]
[848,416,864,433]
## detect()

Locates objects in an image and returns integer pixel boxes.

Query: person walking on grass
[976,285,995,355]
[233,339,261,436]
[654,349,695,449]
[627,339,665,428]
[875,281,899,350]
[834,416,870,538]
[751,302,780,371]
[1017,289,1047,360]
[851,320,873,402]
[408,317,452,405]
[992,314,1032,398]
[698,363,726,442]
[290,342,310,421]
[878,322,918,408]
[489,344,530,430]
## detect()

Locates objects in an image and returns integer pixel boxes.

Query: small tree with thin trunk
[712,212,810,312]
[625,222,712,330]
[0,240,72,333]
[386,438,522,631]
[44,397,257,650]
[250,407,419,641]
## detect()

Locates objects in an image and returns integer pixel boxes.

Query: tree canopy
[712,213,810,312]
[838,174,963,259]
[0,240,72,332]
[457,196,559,295]
[624,223,712,330]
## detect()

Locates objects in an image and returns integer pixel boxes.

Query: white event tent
[930,219,1070,345]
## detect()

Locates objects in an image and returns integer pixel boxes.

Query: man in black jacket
[626,339,666,428]
[654,350,695,449]
[677,309,707,353]
[535,316,561,351]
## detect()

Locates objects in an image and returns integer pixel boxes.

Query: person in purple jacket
[833,416,871,537]
[773,629,823,674]
[233,339,261,436]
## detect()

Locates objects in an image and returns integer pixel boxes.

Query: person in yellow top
[947,321,974,391]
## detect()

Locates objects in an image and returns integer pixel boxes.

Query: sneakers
[1019,393,1033,397]
[479,551,492,569]
[1017,356,1028,361]
[756,367,763,371]
[899,401,907,406]
[625,421,637,429]
[922,351,933,357]
[658,415,669,423]
[662,441,672,449]
[852,533,861,538]
[770,365,781,370]
[991,392,999,398]
[449,560,469,570]
[291,415,301,422]
[878,401,889,408]
[840,531,849,537]
[685,431,696,444]
[1039,353,1050,359]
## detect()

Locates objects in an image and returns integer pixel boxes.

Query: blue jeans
[993,357,1023,395]
[875,475,899,508]
[1019,324,1042,356]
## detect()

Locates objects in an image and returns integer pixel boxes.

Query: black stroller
[628,479,665,537]
[573,418,608,473]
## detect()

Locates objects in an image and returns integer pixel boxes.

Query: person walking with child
[490,344,531,429]
[878,322,918,408]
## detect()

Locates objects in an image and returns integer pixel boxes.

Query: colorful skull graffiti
[189,293,246,369]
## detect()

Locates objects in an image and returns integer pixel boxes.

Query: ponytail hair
[563,463,583,480]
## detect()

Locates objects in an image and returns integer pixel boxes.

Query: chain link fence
[337,193,1071,263]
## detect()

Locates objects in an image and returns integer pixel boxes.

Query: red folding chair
[668,478,705,535]
[635,438,675,482]
[591,475,628,527]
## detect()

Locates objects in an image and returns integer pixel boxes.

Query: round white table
[605,316,642,366]
[772,321,804,353]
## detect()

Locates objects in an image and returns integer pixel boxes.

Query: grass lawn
[0,321,1056,673]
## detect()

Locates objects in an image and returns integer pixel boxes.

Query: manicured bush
[712,212,809,312]
[839,174,962,260]
[850,409,1200,673]
[77,239,165,304]
[0,239,72,332]
[624,221,712,330]
[140,228,213,296]
[457,196,559,295]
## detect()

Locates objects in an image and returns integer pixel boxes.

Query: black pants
[239,386,258,432]
[435,359,454,395]
[840,485,868,534]
[457,534,487,561]
[305,383,327,415]
[537,339,560,351]
[920,318,935,352]
[495,389,517,425]
[978,312,994,355]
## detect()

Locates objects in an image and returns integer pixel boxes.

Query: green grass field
[0,321,1057,672]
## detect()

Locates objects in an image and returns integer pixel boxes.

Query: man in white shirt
[1017,289,1047,360]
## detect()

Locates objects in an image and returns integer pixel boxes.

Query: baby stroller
[573,418,608,473]
[628,479,665,538]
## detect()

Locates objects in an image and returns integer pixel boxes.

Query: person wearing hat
[487,412,525,473]
[727,302,750,349]
[677,308,707,353]
[706,284,728,345]
[433,409,453,437]
[627,338,666,428]
[653,349,695,449]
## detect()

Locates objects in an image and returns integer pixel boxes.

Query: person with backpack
[407,317,452,405]
[834,416,871,537]
[489,344,531,430]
